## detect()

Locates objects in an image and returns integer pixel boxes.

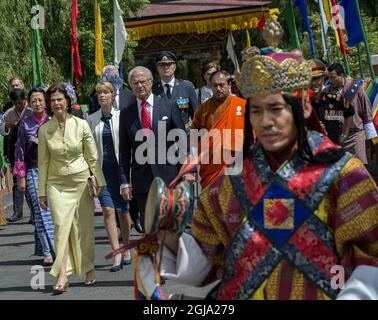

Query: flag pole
[354,0,375,80]
[357,43,365,79]
[113,0,116,66]
[71,0,74,86]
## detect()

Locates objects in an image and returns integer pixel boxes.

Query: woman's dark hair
[9,89,26,102]
[282,95,345,163]
[45,83,72,116]
[27,87,46,104]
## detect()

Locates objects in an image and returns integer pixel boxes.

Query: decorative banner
[126,7,279,41]
[294,0,316,58]
[330,0,350,54]
[94,0,104,76]
[246,29,251,48]
[114,0,128,68]
[339,0,364,47]
[71,0,82,88]
[281,2,301,50]
[31,0,42,86]
[226,32,240,72]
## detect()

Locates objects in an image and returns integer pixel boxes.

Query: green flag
[31,0,42,86]
[282,1,301,50]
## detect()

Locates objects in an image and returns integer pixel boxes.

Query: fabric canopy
[126,0,277,41]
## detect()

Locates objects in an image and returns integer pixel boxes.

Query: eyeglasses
[131,79,152,86]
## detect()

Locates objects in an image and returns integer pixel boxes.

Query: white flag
[317,0,331,62]
[114,0,128,67]
[226,32,240,73]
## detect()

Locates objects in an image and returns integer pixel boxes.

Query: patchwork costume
[191,133,378,299]
[156,52,378,300]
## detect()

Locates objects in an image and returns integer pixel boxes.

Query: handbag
[87,175,99,197]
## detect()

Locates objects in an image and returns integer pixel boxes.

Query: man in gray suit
[119,66,191,231]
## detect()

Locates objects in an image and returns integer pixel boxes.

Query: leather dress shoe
[7,215,22,222]
[132,216,143,234]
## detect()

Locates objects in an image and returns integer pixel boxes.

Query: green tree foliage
[0,0,149,109]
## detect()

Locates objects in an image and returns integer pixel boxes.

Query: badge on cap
[162,56,169,62]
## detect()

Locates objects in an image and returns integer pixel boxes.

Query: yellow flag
[322,0,331,24]
[94,0,104,76]
[246,29,251,48]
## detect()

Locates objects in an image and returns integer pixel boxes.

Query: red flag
[258,17,266,31]
[71,0,82,87]
[330,0,350,55]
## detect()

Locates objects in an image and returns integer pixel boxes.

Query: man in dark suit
[88,65,135,115]
[152,51,199,133]
[119,66,191,231]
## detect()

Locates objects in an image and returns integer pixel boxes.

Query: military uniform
[152,79,199,133]
[152,51,199,133]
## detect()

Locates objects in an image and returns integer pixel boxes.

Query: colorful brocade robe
[192,131,378,300]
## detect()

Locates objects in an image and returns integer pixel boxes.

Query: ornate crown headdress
[236,52,312,98]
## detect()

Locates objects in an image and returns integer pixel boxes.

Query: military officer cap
[308,59,327,78]
[156,51,177,64]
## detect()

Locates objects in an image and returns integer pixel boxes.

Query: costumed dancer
[138,52,378,300]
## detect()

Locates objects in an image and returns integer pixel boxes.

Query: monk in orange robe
[191,71,246,189]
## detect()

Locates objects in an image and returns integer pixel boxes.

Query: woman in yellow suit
[38,83,106,294]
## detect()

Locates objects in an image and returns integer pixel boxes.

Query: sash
[213,134,351,299]
[343,79,363,104]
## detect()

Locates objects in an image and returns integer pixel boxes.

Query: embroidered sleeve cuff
[364,122,378,140]
[13,161,26,177]
[337,265,378,300]
[160,232,212,286]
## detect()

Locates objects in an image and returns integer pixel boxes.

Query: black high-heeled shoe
[122,254,132,266]
[110,259,123,272]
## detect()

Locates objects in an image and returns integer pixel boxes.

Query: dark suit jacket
[152,79,199,129]
[119,94,187,195]
[88,86,135,115]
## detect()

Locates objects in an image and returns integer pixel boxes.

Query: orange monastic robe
[191,95,246,189]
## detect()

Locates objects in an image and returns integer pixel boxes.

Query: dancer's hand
[156,230,179,255]
[182,173,196,183]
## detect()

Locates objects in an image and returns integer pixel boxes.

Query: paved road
[0,195,217,300]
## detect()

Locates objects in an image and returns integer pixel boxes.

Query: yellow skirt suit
[38,114,106,277]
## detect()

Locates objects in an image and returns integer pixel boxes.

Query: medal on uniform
[236,106,242,117]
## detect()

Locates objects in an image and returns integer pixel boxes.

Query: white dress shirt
[114,88,120,109]
[161,77,175,96]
